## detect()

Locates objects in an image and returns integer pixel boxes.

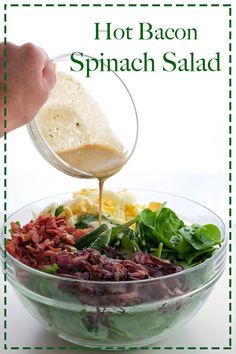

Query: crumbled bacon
[6,215,183,292]
[6,215,91,269]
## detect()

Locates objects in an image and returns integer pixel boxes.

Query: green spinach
[75,214,110,229]
[75,223,110,250]
[89,227,111,250]
[73,203,222,268]
[55,205,64,217]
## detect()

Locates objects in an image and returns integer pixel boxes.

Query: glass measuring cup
[28,53,139,179]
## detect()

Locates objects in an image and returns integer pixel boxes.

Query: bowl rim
[1,188,227,285]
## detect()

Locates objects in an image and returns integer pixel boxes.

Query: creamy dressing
[57,144,126,179]
[57,144,127,223]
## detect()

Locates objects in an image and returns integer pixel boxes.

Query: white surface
[0,0,235,353]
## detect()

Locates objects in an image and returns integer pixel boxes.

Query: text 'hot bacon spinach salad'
[5,189,225,347]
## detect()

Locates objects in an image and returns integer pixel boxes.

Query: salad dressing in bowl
[57,144,126,179]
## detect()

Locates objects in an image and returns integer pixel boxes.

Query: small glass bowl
[0,190,227,349]
[28,53,139,179]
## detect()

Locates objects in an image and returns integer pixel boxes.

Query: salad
[7,189,222,279]
[5,189,224,346]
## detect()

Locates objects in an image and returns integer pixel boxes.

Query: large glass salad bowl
[0,190,227,349]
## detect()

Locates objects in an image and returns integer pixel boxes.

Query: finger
[42,60,56,90]
[21,43,50,73]
[37,45,50,65]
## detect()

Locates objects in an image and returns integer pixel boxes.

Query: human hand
[0,42,56,137]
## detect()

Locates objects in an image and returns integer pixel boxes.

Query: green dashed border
[5,3,233,7]
[3,2,7,352]
[2,2,232,351]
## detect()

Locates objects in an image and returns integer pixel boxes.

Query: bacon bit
[26,245,37,253]
[62,234,75,245]
[21,233,32,242]
[45,228,59,236]
[6,215,90,269]
[43,249,61,257]
[74,228,92,239]
[6,243,15,256]
[64,245,77,252]
[10,222,21,232]
[28,230,40,244]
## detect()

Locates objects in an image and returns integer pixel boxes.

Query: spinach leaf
[149,228,173,249]
[38,278,52,297]
[178,226,208,250]
[75,224,110,249]
[119,235,136,258]
[55,205,64,217]
[139,202,166,229]
[118,234,141,259]
[110,217,138,244]
[89,227,111,251]
[156,207,181,236]
[107,310,160,340]
[159,230,192,253]
[139,207,172,249]
[190,223,201,233]
[138,207,192,253]
[194,224,222,247]
[155,208,192,253]
[122,227,135,239]
[170,235,183,247]
[134,220,147,250]
[178,247,217,266]
[154,201,167,224]
[75,214,110,229]
[179,224,222,254]
[140,208,156,228]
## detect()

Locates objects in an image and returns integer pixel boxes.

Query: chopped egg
[148,202,162,212]
[49,189,161,225]
[69,195,97,216]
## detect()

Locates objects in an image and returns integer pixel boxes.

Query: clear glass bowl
[0,190,227,349]
[27,53,139,179]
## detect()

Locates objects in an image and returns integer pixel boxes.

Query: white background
[0,0,235,353]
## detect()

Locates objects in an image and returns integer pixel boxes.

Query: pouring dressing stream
[57,143,127,224]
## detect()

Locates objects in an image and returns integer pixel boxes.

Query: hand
[0,42,56,137]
